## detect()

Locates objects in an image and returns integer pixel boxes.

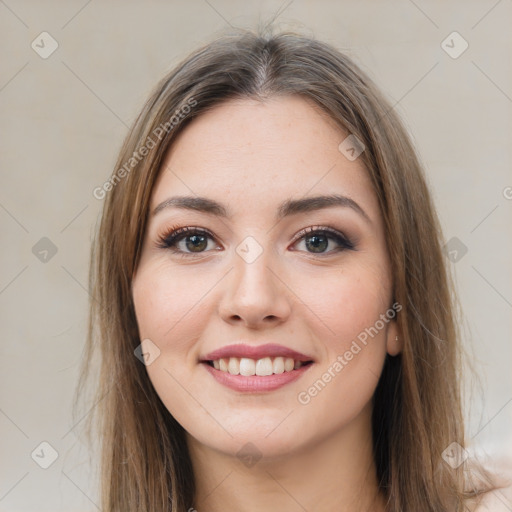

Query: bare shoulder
[467,457,512,511]
[470,485,512,511]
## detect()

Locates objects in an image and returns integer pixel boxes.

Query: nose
[218,246,292,329]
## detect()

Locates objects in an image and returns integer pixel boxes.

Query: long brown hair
[76,27,493,511]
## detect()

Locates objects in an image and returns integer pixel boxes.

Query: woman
[77,28,500,511]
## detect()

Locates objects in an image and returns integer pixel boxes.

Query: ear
[386,320,403,356]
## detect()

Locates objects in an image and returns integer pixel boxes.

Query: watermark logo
[442,442,468,469]
[236,236,264,264]
[443,236,468,263]
[236,442,263,468]
[441,31,469,59]
[32,237,58,263]
[134,338,161,366]
[31,32,58,59]
[338,134,365,161]
[31,441,59,469]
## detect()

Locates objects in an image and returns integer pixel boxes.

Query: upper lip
[201,343,314,362]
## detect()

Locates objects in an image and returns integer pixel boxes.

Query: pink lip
[200,343,314,362]
[202,361,314,392]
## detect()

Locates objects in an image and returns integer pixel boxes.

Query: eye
[156,224,355,257]
[291,226,355,254]
[156,226,219,255]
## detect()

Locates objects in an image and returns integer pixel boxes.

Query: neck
[186,404,386,512]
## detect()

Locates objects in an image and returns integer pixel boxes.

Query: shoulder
[470,486,512,511]
[466,456,512,511]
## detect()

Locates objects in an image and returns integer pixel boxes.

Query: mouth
[199,343,315,392]
[201,357,314,392]
[202,356,314,376]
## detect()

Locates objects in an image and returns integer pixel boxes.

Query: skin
[132,95,402,512]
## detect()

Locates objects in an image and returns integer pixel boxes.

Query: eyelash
[156,224,355,258]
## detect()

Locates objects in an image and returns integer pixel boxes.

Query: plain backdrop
[1,1,511,510]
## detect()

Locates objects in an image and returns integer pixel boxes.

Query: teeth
[239,358,255,376]
[219,358,228,372]
[210,356,308,376]
[228,358,240,375]
[255,357,273,376]
[273,357,285,374]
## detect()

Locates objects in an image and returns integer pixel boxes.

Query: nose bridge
[234,244,273,292]
[232,234,277,301]
[219,234,291,326]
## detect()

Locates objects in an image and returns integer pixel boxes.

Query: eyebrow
[152,194,372,224]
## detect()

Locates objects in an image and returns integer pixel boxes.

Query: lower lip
[201,362,314,392]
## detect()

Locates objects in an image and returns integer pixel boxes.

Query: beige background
[1,1,511,510]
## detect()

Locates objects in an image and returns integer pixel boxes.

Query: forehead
[152,96,379,221]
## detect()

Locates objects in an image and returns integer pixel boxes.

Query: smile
[207,356,313,376]
[201,358,314,393]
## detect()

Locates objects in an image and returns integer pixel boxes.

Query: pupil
[306,234,328,253]
[186,234,207,252]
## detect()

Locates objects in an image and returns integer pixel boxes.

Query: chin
[185,419,309,461]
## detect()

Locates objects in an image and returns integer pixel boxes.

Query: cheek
[132,263,214,427]
[292,261,391,414]
[293,273,389,430]
[132,262,210,354]
[292,259,391,350]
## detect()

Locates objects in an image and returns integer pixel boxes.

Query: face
[132,95,400,460]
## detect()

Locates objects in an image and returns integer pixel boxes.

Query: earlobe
[386,324,403,356]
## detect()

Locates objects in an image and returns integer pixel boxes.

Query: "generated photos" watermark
[297,301,402,405]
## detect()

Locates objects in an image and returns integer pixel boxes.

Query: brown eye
[292,227,355,254]
[157,227,218,255]
[304,233,329,253]
[184,234,208,252]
